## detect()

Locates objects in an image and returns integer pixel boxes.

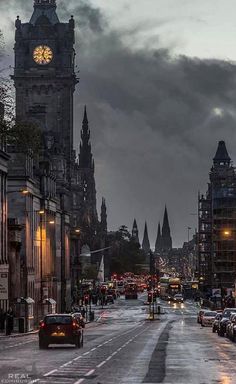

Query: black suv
[218,308,236,337]
[39,314,83,349]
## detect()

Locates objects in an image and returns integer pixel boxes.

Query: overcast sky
[1,0,236,248]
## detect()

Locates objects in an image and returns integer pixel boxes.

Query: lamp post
[39,212,55,316]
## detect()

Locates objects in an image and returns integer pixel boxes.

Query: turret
[142,222,150,253]
[131,219,140,244]
[155,222,162,252]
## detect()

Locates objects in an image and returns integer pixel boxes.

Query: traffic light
[84,294,89,305]
[148,292,153,303]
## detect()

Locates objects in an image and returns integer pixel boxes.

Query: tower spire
[213,141,231,166]
[155,222,162,252]
[78,106,93,169]
[161,206,172,251]
[100,198,107,234]
[132,219,140,244]
[142,222,150,253]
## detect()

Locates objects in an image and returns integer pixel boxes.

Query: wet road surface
[0,295,236,384]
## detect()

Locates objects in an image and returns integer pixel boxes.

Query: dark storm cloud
[2,0,236,246]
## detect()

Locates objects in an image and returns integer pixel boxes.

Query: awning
[16,297,35,304]
[43,298,56,305]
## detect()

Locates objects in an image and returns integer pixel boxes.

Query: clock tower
[13,0,77,176]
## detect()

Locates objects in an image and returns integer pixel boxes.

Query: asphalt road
[0,294,236,384]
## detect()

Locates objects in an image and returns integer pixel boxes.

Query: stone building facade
[0,103,10,312]
[198,141,236,293]
[6,0,107,320]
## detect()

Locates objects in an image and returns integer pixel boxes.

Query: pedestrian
[5,307,14,336]
[0,308,5,332]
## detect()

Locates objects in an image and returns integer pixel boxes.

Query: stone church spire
[100,198,107,234]
[155,222,162,252]
[213,140,231,167]
[161,206,172,251]
[142,222,150,253]
[78,106,94,170]
[131,219,139,244]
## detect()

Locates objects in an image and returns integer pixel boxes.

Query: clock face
[33,45,53,65]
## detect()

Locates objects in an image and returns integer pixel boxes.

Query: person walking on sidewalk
[0,308,5,333]
[5,307,14,336]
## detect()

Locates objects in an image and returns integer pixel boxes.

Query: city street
[0,295,236,384]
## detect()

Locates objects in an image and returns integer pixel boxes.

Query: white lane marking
[44,369,58,376]
[85,369,95,376]
[97,361,106,368]
[105,356,112,361]
[73,355,83,361]
[91,347,97,351]
[83,351,90,355]
[62,361,73,367]
[28,380,39,384]
[74,379,84,384]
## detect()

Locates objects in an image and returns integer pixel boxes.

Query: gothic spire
[155,222,162,252]
[100,198,107,234]
[162,206,172,251]
[78,106,93,169]
[132,219,140,244]
[142,222,150,253]
[213,141,231,166]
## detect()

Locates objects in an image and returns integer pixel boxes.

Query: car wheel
[219,329,224,337]
[212,327,216,333]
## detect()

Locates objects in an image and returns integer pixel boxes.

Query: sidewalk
[0,316,100,338]
[0,329,38,338]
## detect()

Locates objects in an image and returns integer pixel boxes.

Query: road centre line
[85,369,95,376]
[74,379,84,384]
[62,361,73,367]
[97,361,106,368]
[44,369,58,376]
[73,323,152,384]
[31,321,148,384]
[73,355,83,361]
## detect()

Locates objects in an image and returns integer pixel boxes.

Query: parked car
[218,308,236,337]
[197,309,206,324]
[212,312,222,333]
[225,313,236,340]
[39,314,83,349]
[173,294,184,303]
[201,311,217,327]
[72,312,86,328]
[106,294,114,304]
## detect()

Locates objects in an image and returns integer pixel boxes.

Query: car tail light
[40,321,45,328]
[72,321,77,329]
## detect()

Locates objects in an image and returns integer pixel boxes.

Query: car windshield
[204,312,217,317]
[45,316,72,325]
[223,310,236,318]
